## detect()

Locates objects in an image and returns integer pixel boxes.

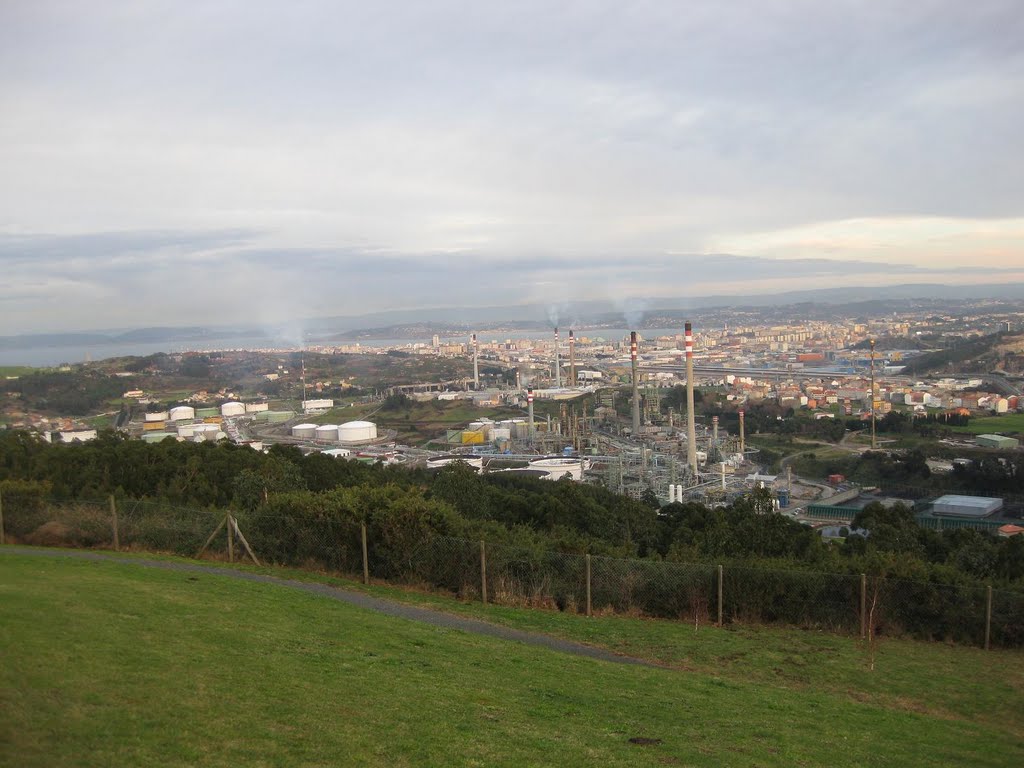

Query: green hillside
[2,553,1021,767]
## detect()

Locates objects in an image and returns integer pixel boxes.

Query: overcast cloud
[2,1,1022,333]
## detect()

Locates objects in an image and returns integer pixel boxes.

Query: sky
[2,1,1023,334]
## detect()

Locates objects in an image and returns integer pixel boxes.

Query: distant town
[3,295,1023,539]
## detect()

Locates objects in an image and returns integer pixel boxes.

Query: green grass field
[2,553,1021,767]
[951,413,1024,436]
[0,366,34,377]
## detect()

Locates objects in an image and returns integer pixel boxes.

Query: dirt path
[2,547,659,669]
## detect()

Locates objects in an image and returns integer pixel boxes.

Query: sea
[0,327,690,368]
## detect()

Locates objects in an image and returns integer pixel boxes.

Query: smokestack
[472,333,479,390]
[568,330,576,387]
[721,462,727,491]
[712,415,719,442]
[739,409,746,456]
[669,484,677,504]
[554,327,561,388]
[527,388,535,438]
[630,331,641,435]
[685,322,698,475]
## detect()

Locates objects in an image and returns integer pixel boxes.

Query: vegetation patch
[2,554,1021,767]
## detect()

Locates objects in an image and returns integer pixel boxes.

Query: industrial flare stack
[554,327,561,388]
[472,333,479,389]
[685,322,698,476]
[527,387,535,438]
[630,331,641,434]
[739,408,746,456]
[568,329,576,387]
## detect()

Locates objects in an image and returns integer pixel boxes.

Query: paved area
[2,547,658,668]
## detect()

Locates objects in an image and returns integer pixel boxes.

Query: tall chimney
[739,409,746,456]
[527,388,535,439]
[554,327,561,388]
[712,414,719,442]
[630,331,641,434]
[568,330,576,387]
[472,333,479,390]
[685,322,698,475]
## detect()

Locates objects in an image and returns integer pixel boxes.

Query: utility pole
[869,338,877,449]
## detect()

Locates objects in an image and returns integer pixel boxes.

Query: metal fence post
[985,585,992,651]
[361,522,369,585]
[480,540,487,605]
[109,495,119,551]
[860,573,867,639]
[716,564,723,627]
[585,554,592,617]
[0,488,5,546]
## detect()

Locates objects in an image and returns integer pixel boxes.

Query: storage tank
[245,402,269,413]
[291,423,318,439]
[221,401,246,417]
[528,457,584,481]
[338,420,378,442]
[177,424,196,438]
[315,424,339,441]
[168,406,195,421]
[491,428,512,442]
[426,454,484,470]
[145,411,169,422]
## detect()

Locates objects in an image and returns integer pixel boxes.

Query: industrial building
[976,434,1019,449]
[930,495,1003,517]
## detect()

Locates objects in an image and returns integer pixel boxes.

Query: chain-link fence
[2,493,1023,649]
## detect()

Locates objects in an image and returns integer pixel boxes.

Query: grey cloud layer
[1,2,1022,331]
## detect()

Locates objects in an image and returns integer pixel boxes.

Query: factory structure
[434,321,765,505]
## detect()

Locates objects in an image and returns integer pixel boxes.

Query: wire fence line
[1,494,1023,649]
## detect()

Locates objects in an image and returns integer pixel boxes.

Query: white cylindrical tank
[996,398,1009,413]
[291,423,318,439]
[221,401,246,417]
[145,411,169,422]
[338,420,378,442]
[426,454,484,470]
[168,406,195,421]
[528,457,584,481]
[245,402,269,413]
[492,428,512,442]
[315,424,339,441]
[177,424,196,438]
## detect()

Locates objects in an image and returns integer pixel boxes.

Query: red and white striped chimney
[568,329,576,387]
[630,331,641,434]
[554,327,561,388]
[684,322,697,475]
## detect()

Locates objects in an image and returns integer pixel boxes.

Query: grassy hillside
[951,413,1024,436]
[2,553,1021,767]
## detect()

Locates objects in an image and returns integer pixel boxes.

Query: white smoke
[617,296,649,329]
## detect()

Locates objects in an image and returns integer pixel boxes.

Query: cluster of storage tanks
[461,418,530,446]
[143,401,270,423]
[291,420,378,443]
